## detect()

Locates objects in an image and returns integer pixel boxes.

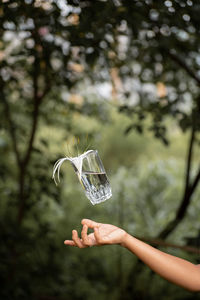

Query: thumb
[81,219,100,228]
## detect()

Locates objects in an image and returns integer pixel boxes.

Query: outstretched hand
[64,219,127,248]
[64,221,200,292]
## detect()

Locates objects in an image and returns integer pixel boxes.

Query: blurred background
[0,0,200,299]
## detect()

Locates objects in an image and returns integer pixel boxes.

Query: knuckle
[76,242,82,248]
[72,236,77,242]
[95,235,101,243]
[83,240,89,246]
[98,238,103,244]
[82,236,88,244]
[81,232,85,239]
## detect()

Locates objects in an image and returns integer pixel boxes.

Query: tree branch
[0,81,21,168]
[22,97,41,168]
[158,120,199,239]
[190,165,200,195]
[17,49,51,225]
[155,50,200,240]
[168,51,200,86]
[136,236,200,255]
[184,123,195,191]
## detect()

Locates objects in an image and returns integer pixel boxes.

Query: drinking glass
[76,150,112,205]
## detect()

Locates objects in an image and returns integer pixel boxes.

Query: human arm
[64,219,200,292]
[122,233,200,292]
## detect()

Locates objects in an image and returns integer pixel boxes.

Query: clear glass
[75,150,112,205]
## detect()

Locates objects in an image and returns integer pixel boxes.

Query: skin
[64,219,200,292]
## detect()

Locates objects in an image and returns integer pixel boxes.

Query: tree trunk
[158,115,200,239]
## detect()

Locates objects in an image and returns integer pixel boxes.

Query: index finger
[81,224,90,245]
[81,219,100,228]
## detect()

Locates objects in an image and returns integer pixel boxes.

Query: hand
[64,219,127,248]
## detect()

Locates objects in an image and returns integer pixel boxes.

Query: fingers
[65,222,99,249]
[81,219,100,228]
[72,230,86,248]
[81,225,90,246]
[64,240,76,246]
[64,230,86,248]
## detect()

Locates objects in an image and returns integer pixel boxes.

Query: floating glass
[52,150,112,205]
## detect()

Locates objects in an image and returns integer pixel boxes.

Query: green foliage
[0,1,200,300]
[66,0,200,143]
[1,106,200,299]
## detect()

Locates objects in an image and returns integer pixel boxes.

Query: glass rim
[71,149,98,161]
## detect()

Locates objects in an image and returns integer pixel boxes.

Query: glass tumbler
[77,150,112,205]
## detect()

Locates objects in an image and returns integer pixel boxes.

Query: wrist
[120,231,130,248]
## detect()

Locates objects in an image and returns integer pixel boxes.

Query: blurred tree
[0,1,109,298]
[66,0,200,239]
[1,0,200,299]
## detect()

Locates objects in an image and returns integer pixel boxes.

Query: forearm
[122,233,200,292]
